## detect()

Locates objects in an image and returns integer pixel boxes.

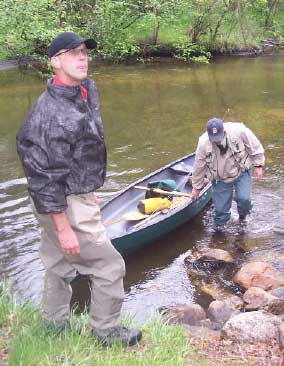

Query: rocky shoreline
[161,245,284,363]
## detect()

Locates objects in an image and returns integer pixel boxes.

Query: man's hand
[254,166,263,181]
[57,226,80,255]
[192,187,200,200]
[92,193,102,205]
[50,212,80,255]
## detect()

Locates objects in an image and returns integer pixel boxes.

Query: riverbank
[2,1,284,71]
[0,285,193,366]
[0,43,277,75]
[1,285,284,366]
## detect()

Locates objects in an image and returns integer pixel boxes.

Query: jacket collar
[47,78,92,100]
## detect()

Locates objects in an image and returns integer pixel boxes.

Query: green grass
[125,13,277,53]
[0,285,204,366]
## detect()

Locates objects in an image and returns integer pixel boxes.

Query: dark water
[1,55,284,321]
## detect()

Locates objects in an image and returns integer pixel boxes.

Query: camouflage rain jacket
[17,79,107,214]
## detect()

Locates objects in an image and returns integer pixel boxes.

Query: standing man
[16,32,142,347]
[191,118,265,232]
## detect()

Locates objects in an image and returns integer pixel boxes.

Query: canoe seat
[170,162,193,175]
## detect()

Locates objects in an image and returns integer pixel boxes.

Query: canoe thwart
[134,185,192,198]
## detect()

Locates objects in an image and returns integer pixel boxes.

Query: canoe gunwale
[101,152,212,244]
[126,181,212,234]
[101,152,195,210]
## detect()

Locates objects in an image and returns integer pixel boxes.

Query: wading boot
[213,224,225,233]
[44,320,71,336]
[239,215,248,226]
[92,326,142,347]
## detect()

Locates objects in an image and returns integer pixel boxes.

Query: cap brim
[84,38,97,49]
[208,132,224,142]
[62,38,97,52]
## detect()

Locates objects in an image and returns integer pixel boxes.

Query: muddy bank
[0,60,18,71]
[1,39,281,72]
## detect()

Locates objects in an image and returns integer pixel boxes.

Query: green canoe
[101,153,212,255]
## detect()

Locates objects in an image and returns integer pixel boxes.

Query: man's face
[51,44,89,85]
[211,131,225,145]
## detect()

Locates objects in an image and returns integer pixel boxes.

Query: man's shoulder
[224,121,245,128]
[199,131,210,144]
[84,78,96,90]
[32,90,52,110]
[22,89,54,129]
[224,122,246,135]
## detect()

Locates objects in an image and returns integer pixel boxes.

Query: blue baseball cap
[207,118,224,142]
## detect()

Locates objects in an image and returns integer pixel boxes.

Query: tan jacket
[192,122,265,189]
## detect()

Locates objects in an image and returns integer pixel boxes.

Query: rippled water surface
[1,55,284,321]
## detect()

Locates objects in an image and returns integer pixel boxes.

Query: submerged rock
[184,248,235,273]
[197,248,234,263]
[199,283,229,299]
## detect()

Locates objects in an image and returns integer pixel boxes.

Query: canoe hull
[101,153,212,255]
[111,186,212,254]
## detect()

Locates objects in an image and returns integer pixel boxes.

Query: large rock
[242,287,284,314]
[269,286,284,300]
[279,323,284,348]
[243,287,280,310]
[207,296,243,326]
[161,304,206,326]
[222,311,282,345]
[233,261,284,290]
[182,324,221,341]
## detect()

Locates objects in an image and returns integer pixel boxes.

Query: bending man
[191,118,265,232]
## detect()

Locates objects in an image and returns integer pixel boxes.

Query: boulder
[279,323,284,349]
[243,287,280,310]
[182,324,221,341]
[222,311,282,345]
[263,299,284,315]
[161,304,206,326]
[233,261,284,290]
[269,286,284,300]
[207,296,242,326]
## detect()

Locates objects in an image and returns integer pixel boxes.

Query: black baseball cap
[48,31,97,58]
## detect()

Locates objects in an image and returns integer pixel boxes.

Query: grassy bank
[2,287,284,365]
[0,286,208,366]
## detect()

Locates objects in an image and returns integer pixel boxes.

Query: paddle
[103,211,149,226]
[134,185,192,198]
[133,209,169,229]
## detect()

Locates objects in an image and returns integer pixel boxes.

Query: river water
[1,55,284,322]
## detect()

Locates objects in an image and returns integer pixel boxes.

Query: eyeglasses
[55,48,89,57]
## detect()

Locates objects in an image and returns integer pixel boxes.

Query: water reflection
[0,55,284,321]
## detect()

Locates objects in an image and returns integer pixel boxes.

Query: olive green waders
[33,192,125,335]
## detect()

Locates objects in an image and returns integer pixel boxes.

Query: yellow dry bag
[137,197,171,215]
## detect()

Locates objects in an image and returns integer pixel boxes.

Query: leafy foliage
[0,0,284,62]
